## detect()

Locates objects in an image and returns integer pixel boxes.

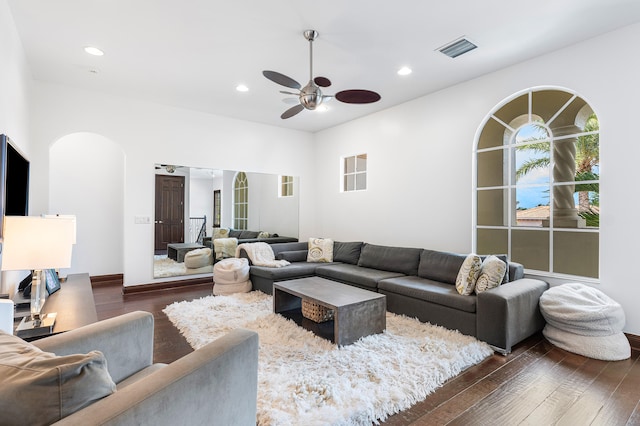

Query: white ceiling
[8,0,640,133]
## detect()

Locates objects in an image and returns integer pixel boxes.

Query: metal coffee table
[273,276,386,346]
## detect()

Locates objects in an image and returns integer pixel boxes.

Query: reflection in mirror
[153,165,299,278]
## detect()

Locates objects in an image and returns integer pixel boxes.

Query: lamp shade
[1,216,74,271]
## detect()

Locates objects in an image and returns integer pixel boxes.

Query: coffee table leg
[335,298,386,346]
[273,287,301,313]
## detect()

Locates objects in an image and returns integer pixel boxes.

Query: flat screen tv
[0,134,30,240]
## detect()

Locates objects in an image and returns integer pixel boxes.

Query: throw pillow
[0,330,116,425]
[475,255,508,293]
[307,238,334,262]
[257,231,270,239]
[213,227,229,239]
[455,254,482,295]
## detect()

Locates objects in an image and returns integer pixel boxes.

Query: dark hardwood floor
[92,277,640,425]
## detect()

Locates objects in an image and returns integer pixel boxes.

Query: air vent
[438,38,477,58]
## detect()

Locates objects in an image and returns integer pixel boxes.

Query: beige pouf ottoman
[539,283,630,361]
[184,247,213,269]
[213,257,251,295]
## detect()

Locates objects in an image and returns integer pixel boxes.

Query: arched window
[474,88,599,280]
[233,171,248,230]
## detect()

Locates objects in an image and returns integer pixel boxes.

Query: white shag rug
[163,291,492,426]
[154,255,212,277]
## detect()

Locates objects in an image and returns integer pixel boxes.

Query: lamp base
[16,312,57,339]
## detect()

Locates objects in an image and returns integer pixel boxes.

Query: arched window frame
[233,171,248,230]
[473,87,600,282]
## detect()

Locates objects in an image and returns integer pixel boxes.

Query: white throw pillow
[307,238,334,262]
[475,255,507,293]
[257,231,270,239]
[456,254,482,295]
[213,227,230,239]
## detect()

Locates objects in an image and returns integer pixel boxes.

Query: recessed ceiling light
[397,67,412,76]
[84,46,104,56]
[236,84,249,92]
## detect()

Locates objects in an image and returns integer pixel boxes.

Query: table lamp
[1,216,74,332]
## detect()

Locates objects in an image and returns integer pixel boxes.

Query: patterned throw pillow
[307,238,334,262]
[475,255,507,293]
[455,254,482,295]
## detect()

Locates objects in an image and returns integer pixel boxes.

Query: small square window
[342,154,367,192]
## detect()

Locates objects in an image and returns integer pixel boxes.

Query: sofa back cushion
[270,242,308,257]
[418,250,467,285]
[229,229,242,238]
[357,243,422,276]
[239,230,260,239]
[333,241,364,265]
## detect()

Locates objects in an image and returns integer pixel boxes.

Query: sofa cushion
[333,241,363,265]
[239,230,260,239]
[307,238,334,262]
[0,330,116,425]
[270,241,308,256]
[229,229,242,238]
[475,255,507,293]
[357,243,422,276]
[418,250,467,284]
[250,262,320,281]
[455,254,482,296]
[378,276,477,313]
[315,263,405,290]
[276,250,308,263]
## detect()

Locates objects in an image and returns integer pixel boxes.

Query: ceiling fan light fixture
[438,38,477,58]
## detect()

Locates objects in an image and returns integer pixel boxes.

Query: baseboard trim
[626,333,640,352]
[89,274,124,285]
[123,277,212,295]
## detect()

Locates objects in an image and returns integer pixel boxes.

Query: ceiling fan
[263,30,381,119]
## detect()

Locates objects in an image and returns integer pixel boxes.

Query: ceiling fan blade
[282,98,300,105]
[335,89,381,104]
[263,70,301,89]
[281,104,305,119]
[314,76,331,87]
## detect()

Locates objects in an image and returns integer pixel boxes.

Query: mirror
[153,165,299,278]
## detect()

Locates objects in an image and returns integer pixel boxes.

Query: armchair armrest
[34,311,154,383]
[476,278,548,354]
[53,329,259,426]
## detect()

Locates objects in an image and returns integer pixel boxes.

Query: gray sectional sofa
[244,241,549,354]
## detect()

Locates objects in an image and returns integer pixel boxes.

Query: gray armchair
[33,311,259,425]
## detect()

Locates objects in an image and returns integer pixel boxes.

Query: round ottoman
[539,283,630,361]
[184,247,212,269]
[213,258,251,295]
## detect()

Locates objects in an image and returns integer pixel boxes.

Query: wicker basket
[301,299,334,323]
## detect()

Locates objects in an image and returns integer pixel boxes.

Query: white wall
[49,133,124,277]
[29,82,315,287]
[314,23,640,335]
[0,0,32,295]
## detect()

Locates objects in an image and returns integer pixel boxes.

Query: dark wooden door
[155,175,185,251]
